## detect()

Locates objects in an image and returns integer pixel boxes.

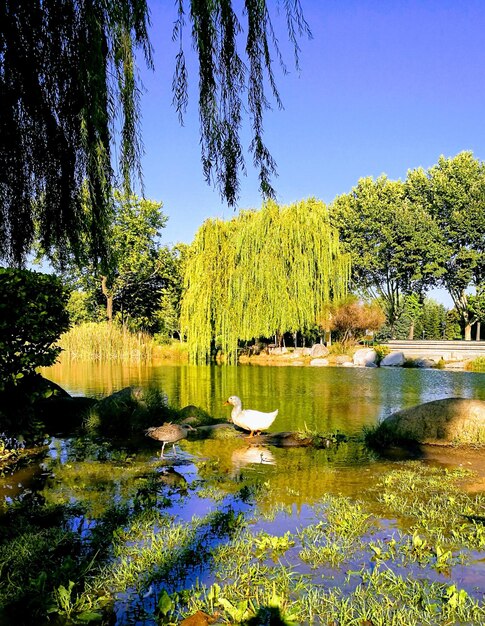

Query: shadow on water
[1,426,484,624]
[4,362,485,624]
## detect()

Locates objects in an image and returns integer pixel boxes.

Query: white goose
[224,395,278,437]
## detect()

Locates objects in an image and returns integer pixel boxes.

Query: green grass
[1,440,485,625]
[153,339,189,362]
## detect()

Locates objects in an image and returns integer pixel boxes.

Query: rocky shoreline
[239,342,481,370]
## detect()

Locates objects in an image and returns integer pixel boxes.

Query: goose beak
[223,400,230,406]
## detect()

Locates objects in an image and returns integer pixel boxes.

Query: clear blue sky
[136,1,485,304]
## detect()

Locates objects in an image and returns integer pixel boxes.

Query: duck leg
[245,430,255,438]
[160,442,166,458]
[172,443,177,457]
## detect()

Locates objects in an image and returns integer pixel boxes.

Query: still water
[43,361,485,434]
[1,363,483,623]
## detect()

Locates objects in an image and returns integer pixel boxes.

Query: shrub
[330,297,386,343]
[0,269,70,389]
[466,357,485,372]
[372,344,390,365]
[0,269,70,439]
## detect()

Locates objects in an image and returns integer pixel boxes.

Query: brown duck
[145,422,194,458]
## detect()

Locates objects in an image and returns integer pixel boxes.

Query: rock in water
[377,398,485,446]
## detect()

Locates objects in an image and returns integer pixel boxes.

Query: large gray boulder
[310,343,329,358]
[381,351,405,367]
[377,398,485,446]
[353,348,377,367]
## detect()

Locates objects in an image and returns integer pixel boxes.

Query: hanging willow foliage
[173,0,311,205]
[181,199,351,363]
[0,0,152,267]
[0,0,309,268]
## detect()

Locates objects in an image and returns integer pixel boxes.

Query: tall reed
[58,322,155,362]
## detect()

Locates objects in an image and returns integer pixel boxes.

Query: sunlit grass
[1,441,485,625]
[58,321,155,361]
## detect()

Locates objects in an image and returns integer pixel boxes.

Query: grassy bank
[58,322,156,361]
[58,323,190,363]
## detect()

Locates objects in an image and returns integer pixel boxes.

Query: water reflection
[1,426,484,624]
[42,361,485,436]
[231,445,276,474]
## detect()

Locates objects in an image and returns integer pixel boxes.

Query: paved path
[383,340,485,362]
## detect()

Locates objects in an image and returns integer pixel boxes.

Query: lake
[1,362,483,624]
[43,361,485,434]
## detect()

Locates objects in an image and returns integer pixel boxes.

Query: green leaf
[157,589,173,616]
[76,611,103,622]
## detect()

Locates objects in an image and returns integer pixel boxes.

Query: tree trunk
[476,321,481,341]
[464,323,472,341]
[407,320,415,341]
[101,275,113,322]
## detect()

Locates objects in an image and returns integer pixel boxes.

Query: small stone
[310,358,329,366]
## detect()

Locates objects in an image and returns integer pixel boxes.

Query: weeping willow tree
[0,0,152,267]
[0,0,309,268]
[181,199,351,363]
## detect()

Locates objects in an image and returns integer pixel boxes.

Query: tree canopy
[330,176,445,336]
[181,199,350,363]
[0,0,309,268]
[54,191,185,334]
[406,152,485,339]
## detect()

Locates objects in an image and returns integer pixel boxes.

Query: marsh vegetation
[1,433,484,625]
[1,364,484,624]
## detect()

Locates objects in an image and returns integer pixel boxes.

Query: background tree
[181,199,350,363]
[54,191,184,333]
[329,296,386,344]
[330,176,445,337]
[406,152,485,340]
[418,299,449,341]
[403,293,424,341]
[377,297,451,341]
[0,0,309,268]
[101,191,167,323]
[467,285,485,340]
[154,243,188,341]
[66,290,104,326]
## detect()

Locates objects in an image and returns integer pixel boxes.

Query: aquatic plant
[1,432,485,625]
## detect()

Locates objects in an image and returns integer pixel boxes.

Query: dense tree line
[58,151,485,363]
[330,151,485,341]
[56,191,186,339]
